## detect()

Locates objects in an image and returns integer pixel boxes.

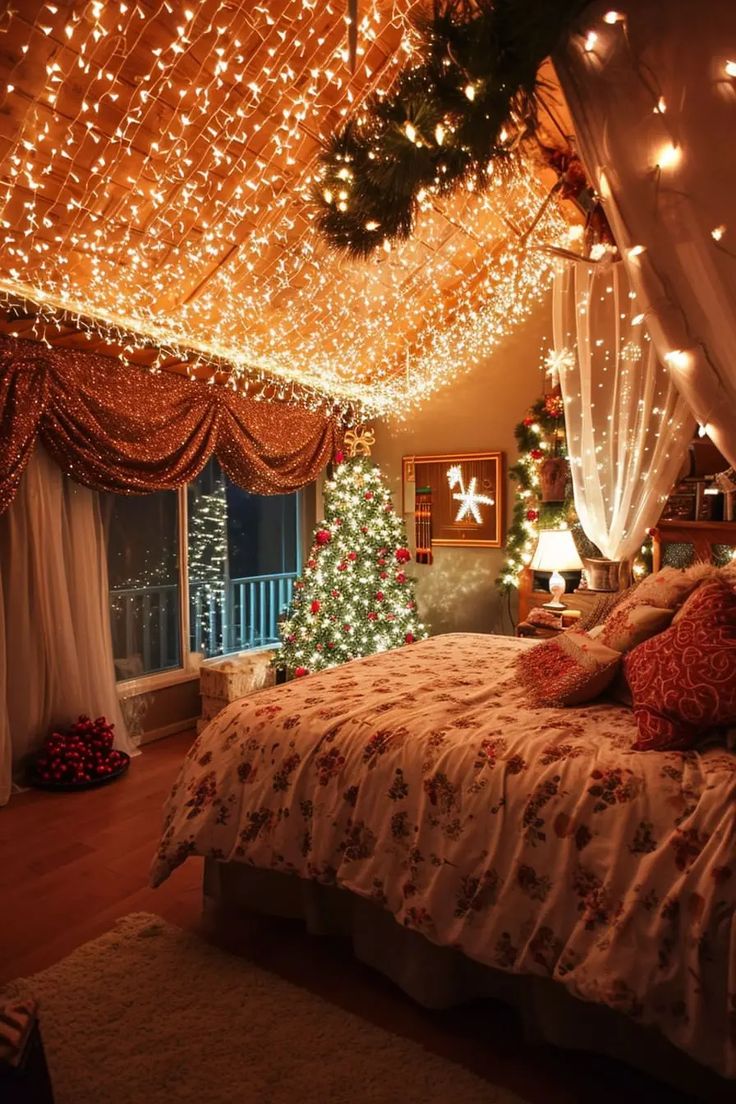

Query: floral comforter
[152,633,736,1077]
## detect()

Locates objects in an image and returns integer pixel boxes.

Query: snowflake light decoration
[544,347,576,382]
[447,465,494,524]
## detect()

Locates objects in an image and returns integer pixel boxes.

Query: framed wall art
[402,451,504,550]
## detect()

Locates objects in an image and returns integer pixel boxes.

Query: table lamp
[530,529,584,610]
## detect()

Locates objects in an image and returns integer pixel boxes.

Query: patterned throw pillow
[576,586,636,633]
[625,565,706,611]
[592,603,674,653]
[623,579,736,751]
[515,631,621,707]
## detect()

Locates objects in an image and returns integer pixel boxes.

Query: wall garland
[496,389,595,593]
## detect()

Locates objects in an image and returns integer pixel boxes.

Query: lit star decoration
[544,346,576,384]
[447,465,494,524]
[0,1,570,418]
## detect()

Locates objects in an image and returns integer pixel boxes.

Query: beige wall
[373,293,552,637]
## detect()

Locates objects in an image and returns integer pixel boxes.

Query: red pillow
[623,580,736,750]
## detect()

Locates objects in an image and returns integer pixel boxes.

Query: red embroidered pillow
[623,579,736,751]
[591,603,674,653]
[515,632,621,707]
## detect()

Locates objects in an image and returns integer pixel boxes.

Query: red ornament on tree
[316,529,331,546]
[523,416,534,427]
[405,633,415,644]
[395,548,411,564]
[334,449,345,464]
[348,551,358,561]
[395,571,406,583]
[530,448,544,461]
[295,667,309,677]
[364,491,373,500]
[310,600,321,614]
[526,510,539,522]
[375,591,384,601]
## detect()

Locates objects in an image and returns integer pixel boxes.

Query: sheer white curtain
[0,446,135,781]
[553,0,736,468]
[553,258,694,561]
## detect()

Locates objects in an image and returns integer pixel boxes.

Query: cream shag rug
[6,913,528,1104]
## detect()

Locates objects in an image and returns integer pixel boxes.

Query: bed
[151,632,736,1086]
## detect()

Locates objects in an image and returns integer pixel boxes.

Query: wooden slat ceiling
[0,0,573,414]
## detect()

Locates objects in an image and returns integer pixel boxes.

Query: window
[103,490,181,681]
[188,459,300,658]
[104,462,302,682]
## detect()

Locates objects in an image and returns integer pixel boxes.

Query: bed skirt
[203,860,729,1100]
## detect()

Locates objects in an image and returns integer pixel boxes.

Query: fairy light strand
[0,0,570,417]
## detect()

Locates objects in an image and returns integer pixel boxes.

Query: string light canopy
[0,0,573,418]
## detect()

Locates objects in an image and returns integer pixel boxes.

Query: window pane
[188,459,300,658]
[102,491,181,679]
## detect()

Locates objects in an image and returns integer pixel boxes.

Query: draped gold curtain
[0,337,343,513]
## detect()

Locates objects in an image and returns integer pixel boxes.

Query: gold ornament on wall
[344,425,375,458]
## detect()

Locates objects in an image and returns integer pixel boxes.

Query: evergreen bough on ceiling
[314,0,588,258]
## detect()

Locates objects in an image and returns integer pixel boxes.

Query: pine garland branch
[314,0,589,258]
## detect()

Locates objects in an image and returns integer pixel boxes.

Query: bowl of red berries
[29,715,130,791]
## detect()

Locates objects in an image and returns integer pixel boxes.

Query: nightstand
[515,620,564,639]
[516,608,583,639]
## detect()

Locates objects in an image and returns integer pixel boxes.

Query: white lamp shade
[530,529,584,573]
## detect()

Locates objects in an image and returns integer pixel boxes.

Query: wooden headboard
[650,520,736,572]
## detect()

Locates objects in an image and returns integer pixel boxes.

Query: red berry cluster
[34,715,126,785]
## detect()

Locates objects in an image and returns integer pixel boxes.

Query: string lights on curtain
[553,0,736,468]
[0,0,570,418]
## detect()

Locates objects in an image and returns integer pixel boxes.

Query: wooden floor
[0,733,719,1104]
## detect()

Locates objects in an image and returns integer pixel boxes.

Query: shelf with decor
[650,519,736,572]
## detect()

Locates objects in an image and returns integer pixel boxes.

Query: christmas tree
[277,450,427,676]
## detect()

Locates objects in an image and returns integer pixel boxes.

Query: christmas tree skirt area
[3,913,527,1104]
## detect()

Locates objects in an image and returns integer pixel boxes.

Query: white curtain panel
[553,0,736,467]
[0,446,135,775]
[553,259,694,562]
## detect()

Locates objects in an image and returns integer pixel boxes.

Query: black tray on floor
[27,752,131,792]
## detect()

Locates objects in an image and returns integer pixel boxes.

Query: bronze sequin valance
[0,337,343,513]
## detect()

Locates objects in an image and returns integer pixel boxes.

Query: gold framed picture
[402,451,504,548]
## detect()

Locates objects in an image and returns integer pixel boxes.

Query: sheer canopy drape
[553,0,736,468]
[0,446,135,781]
[553,259,694,562]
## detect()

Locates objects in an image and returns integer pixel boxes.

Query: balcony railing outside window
[105,459,301,682]
[110,571,297,678]
[190,571,296,656]
[109,583,181,679]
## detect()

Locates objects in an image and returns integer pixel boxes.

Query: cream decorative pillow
[515,632,621,707]
[617,565,704,614]
[594,603,674,653]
